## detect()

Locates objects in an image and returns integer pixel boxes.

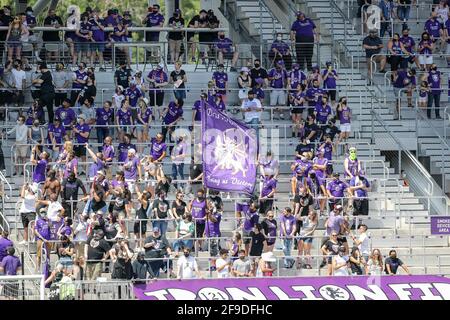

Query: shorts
[270,89,286,106]
[91,42,105,52]
[21,211,36,228]
[400,55,415,69]
[74,145,86,157]
[243,229,251,245]
[65,31,76,41]
[136,123,149,133]
[354,198,369,215]
[393,86,403,99]
[15,145,28,158]
[76,41,90,52]
[206,238,219,257]
[340,123,351,132]
[419,54,433,65]
[299,237,313,244]
[223,52,234,60]
[326,89,337,101]
[195,221,205,238]
[291,106,304,114]
[7,41,22,49]
[133,220,148,235]
[388,55,402,71]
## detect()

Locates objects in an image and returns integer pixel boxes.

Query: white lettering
[410,283,443,300]
[168,288,197,300]
[225,287,267,300]
[143,289,169,300]
[433,283,450,300]
[269,286,300,300]
[291,286,323,300]
[347,285,388,300]
[389,284,412,300]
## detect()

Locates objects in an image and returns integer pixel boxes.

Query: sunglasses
[331,234,338,237]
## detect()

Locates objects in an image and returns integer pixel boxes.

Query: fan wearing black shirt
[188,158,203,195]
[114,61,132,89]
[295,138,314,159]
[250,59,269,88]
[168,9,185,64]
[304,114,320,143]
[84,230,110,280]
[248,223,266,257]
[319,118,341,142]
[188,10,208,62]
[32,63,55,123]
[61,172,88,217]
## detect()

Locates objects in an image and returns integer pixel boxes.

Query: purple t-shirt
[306,87,325,103]
[75,123,90,143]
[261,177,277,197]
[55,107,76,128]
[400,35,415,52]
[428,70,442,94]
[59,225,73,237]
[33,159,47,183]
[150,138,167,160]
[0,255,21,275]
[212,71,228,91]
[315,103,332,124]
[205,212,222,237]
[236,203,259,232]
[212,98,226,112]
[193,99,204,121]
[145,12,165,28]
[339,106,351,124]
[312,157,328,181]
[117,108,132,125]
[268,68,288,89]
[288,69,306,89]
[117,143,136,163]
[72,70,88,89]
[280,214,296,236]
[322,69,338,89]
[125,87,142,108]
[63,158,78,178]
[147,69,168,94]
[138,108,153,124]
[419,39,433,55]
[349,176,370,198]
[291,18,316,38]
[424,18,442,38]
[35,218,51,240]
[47,123,66,146]
[327,179,348,197]
[104,15,118,27]
[102,144,115,163]
[294,159,312,177]
[163,102,183,125]
[191,199,206,223]
[96,107,113,126]
[123,156,140,180]
[26,106,44,125]
[393,70,416,88]
[326,214,344,236]
[0,237,13,262]
[322,142,333,160]
[215,37,233,52]
[271,40,289,55]
[88,159,105,178]
[89,18,105,42]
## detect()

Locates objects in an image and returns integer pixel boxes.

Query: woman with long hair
[366,248,384,275]
[136,98,152,154]
[6,15,28,61]
[297,210,317,269]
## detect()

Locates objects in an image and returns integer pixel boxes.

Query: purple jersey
[35,218,51,241]
[112,26,127,42]
[117,108,132,125]
[400,35,415,53]
[215,37,233,52]
[424,18,442,38]
[145,12,164,28]
[88,159,105,178]
[137,108,153,124]
[294,159,312,177]
[47,123,66,146]
[0,255,21,275]
[205,212,221,237]
[74,123,90,144]
[102,144,115,162]
[322,69,338,89]
[321,142,333,161]
[163,102,183,125]
[314,103,332,124]
[280,214,296,236]
[78,21,92,41]
[147,69,168,94]
[268,68,288,89]
[55,107,76,128]
[211,98,226,112]
[191,199,206,223]
[193,100,204,121]
[306,87,325,103]
[419,39,433,55]
[254,87,265,100]
[349,176,370,198]
[271,40,290,55]
[327,179,348,197]
[446,20,450,43]
[236,203,259,232]
[212,71,228,90]
[345,157,360,177]
[0,237,13,262]
[33,159,47,183]
[291,18,316,38]
[26,106,44,125]
[96,107,113,126]
[339,106,351,124]
[125,87,142,108]
[428,70,442,94]
[261,177,277,197]
[117,143,137,163]
[72,70,88,89]
[123,156,140,180]
[312,157,328,180]
[63,158,78,178]
[150,138,167,160]
[288,69,306,89]
[89,18,105,42]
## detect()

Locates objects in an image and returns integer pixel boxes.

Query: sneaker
[18,240,27,245]
[35,55,42,62]
[319,260,326,269]
[191,57,196,63]
[279,114,285,120]
[99,67,106,72]
[208,266,217,271]
[379,69,387,73]
[436,116,442,119]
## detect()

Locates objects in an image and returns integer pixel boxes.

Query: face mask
[77,119,83,124]
[239,255,245,260]
[432,66,437,71]
[349,152,357,161]
[219,35,225,40]
[184,252,190,257]
[27,11,32,15]
[254,63,260,68]
[218,68,224,73]
[277,36,282,41]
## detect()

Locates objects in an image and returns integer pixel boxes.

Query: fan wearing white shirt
[216,249,231,278]
[11,60,26,107]
[177,247,202,279]
[6,115,28,175]
[241,90,262,138]
[351,224,370,263]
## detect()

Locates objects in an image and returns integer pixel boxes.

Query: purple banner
[431,216,450,235]
[201,102,258,194]
[133,276,450,300]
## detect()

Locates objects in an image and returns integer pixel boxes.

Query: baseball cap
[240,67,249,73]
[77,114,86,120]
[153,226,160,232]
[97,170,105,176]
[143,97,149,105]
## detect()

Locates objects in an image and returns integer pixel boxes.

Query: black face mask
[184,252,190,257]
[254,63,260,68]
[219,35,225,40]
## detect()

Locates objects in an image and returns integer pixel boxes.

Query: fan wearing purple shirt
[171,135,188,188]
[85,143,106,181]
[326,172,348,210]
[71,63,88,106]
[192,93,208,129]
[280,207,297,268]
[268,60,288,120]
[424,11,443,42]
[162,99,184,144]
[117,134,137,164]
[75,14,93,66]
[55,99,76,138]
[216,31,239,72]
[0,247,21,279]
[73,114,91,176]
[212,64,229,96]
[260,175,277,214]
[236,201,259,255]
[143,4,165,42]
[146,64,169,121]
[123,149,142,191]
[0,231,13,263]
[322,62,339,106]
[46,118,66,160]
[30,145,49,185]
[116,99,134,142]
[34,208,51,268]
[400,28,420,70]
[89,9,106,71]
[393,68,416,119]
[136,98,152,154]
[418,32,434,71]
[314,96,333,125]
[149,133,167,163]
[96,101,114,152]
[269,33,292,70]
[290,11,318,71]
[204,205,222,271]
[305,79,325,116]
[427,64,443,119]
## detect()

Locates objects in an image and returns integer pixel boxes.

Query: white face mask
[277,36,282,41]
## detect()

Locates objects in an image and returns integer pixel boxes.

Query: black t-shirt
[86,235,111,261]
[320,125,340,141]
[249,232,266,257]
[190,163,203,184]
[144,235,170,258]
[188,15,200,27]
[91,188,106,212]
[155,180,170,196]
[168,17,185,40]
[298,194,314,215]
[323,240,342,256]
[0,15,14,40]
[172,200,187,217]
[250,67,269,85]
[114,68,131,88]
[43,15,63,41]
[295,143,314,155]
[363,36,382,58]
[58,242,74,259]
[385,257,404,274]
[62,178,84,200]
[305,122,320,142]
[40,70,55,95]
[152,199,170,219]
[170,70,186,89]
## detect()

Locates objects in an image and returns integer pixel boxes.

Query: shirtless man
[42,170,61,200]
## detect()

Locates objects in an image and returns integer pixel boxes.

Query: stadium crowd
[0,3,417,299]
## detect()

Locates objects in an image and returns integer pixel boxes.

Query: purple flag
[201,102,258,194]
[134,275,450,300]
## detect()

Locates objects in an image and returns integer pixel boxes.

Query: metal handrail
[371,110,434,197]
